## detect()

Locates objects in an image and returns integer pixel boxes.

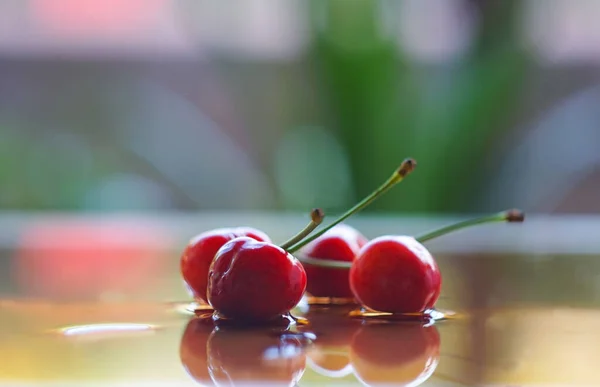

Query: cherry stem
[415,208,525,243]
[286,158,417,253]
[280,208,325,251]
[295,254,352,269]
[294,208,525,270]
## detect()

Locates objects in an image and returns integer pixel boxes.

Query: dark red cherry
[207,237,307,322]
[300,224,368,299]
[350,322,440,386]
[349,236,441,313]
[181,227,270,303]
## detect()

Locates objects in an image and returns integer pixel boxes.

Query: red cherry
[180,227,270,303]
[207,237,307,322]
[350,323,440,386]
[300,224,368,298]
[350,236,441,313]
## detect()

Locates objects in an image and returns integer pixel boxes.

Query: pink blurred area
[30,0,167,35]
[14,221,175,300]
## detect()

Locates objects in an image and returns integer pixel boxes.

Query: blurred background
[2,0,600,216]
[2,0,600,302]
[3,3,600,385]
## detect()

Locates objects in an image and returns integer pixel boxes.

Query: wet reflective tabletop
[2,213,600,386]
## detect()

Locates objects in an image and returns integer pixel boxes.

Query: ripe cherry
[350,235,442,314]
[350,322,440,386]
[208,237,308,322]
[350,209,524,313]
[180,227,270,303]
[300,224,368,299]
[206,209,326,323]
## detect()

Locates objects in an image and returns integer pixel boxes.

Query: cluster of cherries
[180,158,524,323]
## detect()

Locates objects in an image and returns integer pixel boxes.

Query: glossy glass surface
[2,213,600,386]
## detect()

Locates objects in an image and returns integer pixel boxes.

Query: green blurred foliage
[0,1,535,213]
[310,0,529,213]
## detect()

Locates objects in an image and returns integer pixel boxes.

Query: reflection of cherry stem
[416,209,525,243]
[295,209,525,270]
[287,159,417,253]
[280,209,325,251]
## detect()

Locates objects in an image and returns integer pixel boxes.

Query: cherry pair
[180,208,324,323]
[298,208,524,314]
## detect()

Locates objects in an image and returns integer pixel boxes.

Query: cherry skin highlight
[207,237,307,322]
[180,227,270,303]
[349,236,441,313]
[300,224,368,299]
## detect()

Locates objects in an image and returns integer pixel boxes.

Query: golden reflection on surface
[2,299,600,385]
[0,301,188,383]
[480,307,600,385]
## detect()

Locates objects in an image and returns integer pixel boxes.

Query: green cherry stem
[415,208,525,243]
[293,208,525,270]
[295,254,352,269]
[286,158,417,254]
[280,208,325,251]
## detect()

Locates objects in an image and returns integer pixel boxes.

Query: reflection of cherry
[179,318,309,386]
[179,317,215,385]
[350,323,440,387]
[305,306,361,347]
[181,227,270,303]
[300,224,368,299]
[304,305,362,378]
[207,327,307,386]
